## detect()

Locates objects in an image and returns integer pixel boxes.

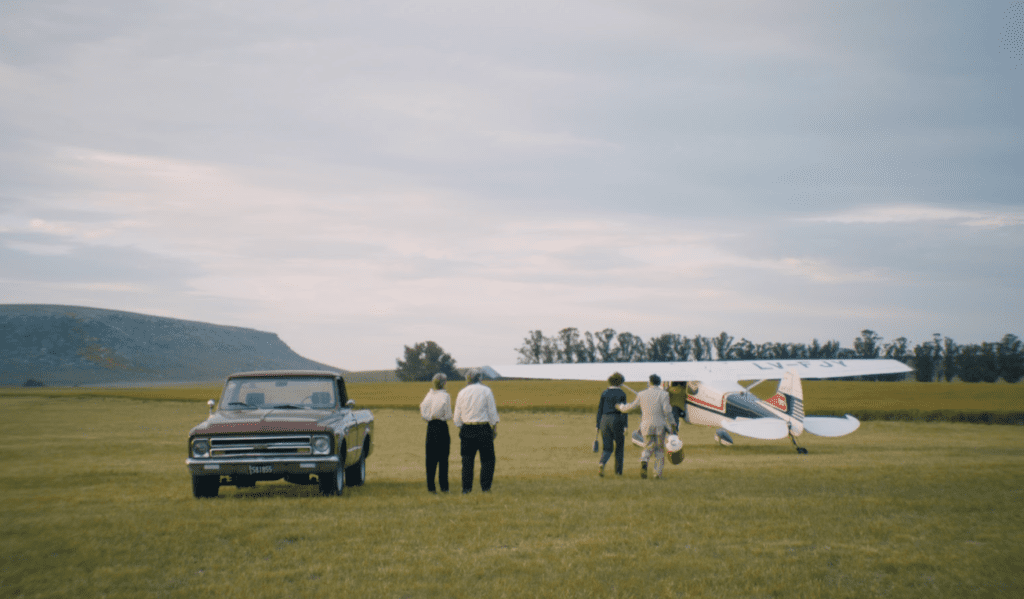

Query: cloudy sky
[2,0,1022,371]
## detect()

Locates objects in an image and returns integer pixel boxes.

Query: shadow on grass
[824,409,1024,425]
[219,479,427,500]
[699,443,827,456]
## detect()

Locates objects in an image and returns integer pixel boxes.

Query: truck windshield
[220,377,337,410]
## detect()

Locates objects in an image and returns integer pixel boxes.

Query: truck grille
[209,434,314,458]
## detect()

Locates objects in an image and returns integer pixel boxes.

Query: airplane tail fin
[774,370,804,423]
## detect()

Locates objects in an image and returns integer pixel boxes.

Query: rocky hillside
[0,304,343,386]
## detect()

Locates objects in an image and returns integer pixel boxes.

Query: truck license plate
[248,465,274,474]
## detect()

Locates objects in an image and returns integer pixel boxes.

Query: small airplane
[481,359,912,453]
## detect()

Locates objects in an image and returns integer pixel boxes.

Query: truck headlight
[312,435,330,455]
[192,438,211,458]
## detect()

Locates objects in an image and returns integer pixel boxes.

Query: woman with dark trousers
[419,373,452,492]
[597,372,628,476]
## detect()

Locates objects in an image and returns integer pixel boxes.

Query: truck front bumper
[186,455,340,476]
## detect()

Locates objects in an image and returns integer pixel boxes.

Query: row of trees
[910,334,1024,383]
[514,328,1024,383]
[395,341,461,382]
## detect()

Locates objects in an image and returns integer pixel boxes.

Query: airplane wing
[482,359,911,382]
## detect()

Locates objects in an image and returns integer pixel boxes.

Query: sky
[1,0,1022,371]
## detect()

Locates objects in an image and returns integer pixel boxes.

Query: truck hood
[189,409,339,436]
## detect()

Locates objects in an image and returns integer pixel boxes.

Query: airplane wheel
[797,447,808,454]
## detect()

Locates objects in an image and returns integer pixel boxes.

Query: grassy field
[4,378,1021,422]
[1,389,1023,598]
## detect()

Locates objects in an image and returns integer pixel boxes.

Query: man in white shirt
[453,369,500,493]
[420,373,453,493]
[618,374,674,479]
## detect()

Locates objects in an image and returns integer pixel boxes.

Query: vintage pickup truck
[186,370,373,498]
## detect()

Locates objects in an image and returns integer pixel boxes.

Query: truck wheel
[319,464,345,496]
[319,443,346,496]
[346,448,366,487]
[192,474,219,498]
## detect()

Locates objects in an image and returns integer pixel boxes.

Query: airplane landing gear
[789,434,808,454]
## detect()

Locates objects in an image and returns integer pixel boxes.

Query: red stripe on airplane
[688,394,726,413]
[766,393,787,412]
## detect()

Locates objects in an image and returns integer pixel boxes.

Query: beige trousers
[641,432,666,478]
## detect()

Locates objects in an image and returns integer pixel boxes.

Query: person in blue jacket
[596,372,628,476]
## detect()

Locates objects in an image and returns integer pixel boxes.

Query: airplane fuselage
[672,379,805,437]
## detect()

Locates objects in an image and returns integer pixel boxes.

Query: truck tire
[346,445,366,487]
[319,443,346,496]
[192,474,219,498]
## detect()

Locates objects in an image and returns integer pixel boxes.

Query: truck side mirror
[208,399,216,415]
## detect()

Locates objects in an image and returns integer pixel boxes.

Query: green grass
[1,394,1022,598]
[0,383,223,402]
[797,380,1024,423]
[6,379,1019,423]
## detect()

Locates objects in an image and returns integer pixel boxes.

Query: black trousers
[425,420,450,492]
[599,413,627,475]
[459,424,495,492]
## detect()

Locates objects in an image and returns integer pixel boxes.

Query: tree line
[395,341,462,382]
[514,328,1024,383]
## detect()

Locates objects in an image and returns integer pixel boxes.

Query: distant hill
[0,304,344,386]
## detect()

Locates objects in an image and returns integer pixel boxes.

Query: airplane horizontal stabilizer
[720,418,790,440]
[802,415,860,437]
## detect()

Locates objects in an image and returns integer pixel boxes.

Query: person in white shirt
[618,374,674,479]
[419,373,453,493]
[453,369,500,493]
